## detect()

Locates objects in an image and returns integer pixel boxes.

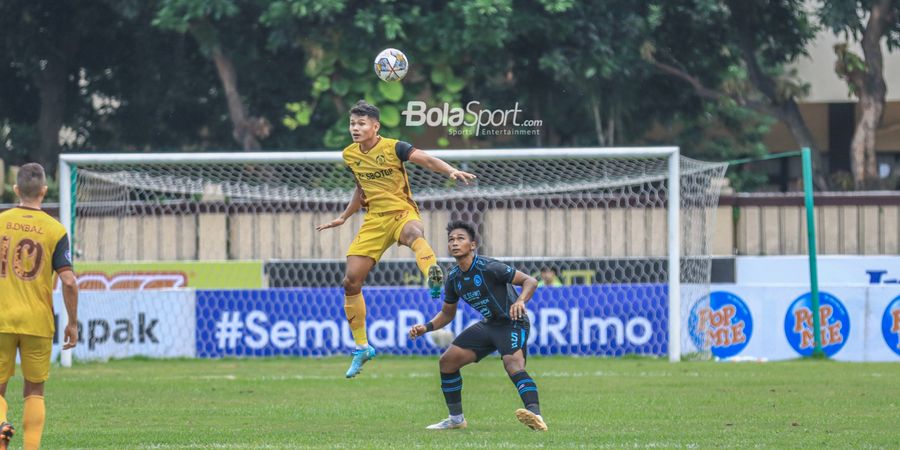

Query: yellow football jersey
[342,137,420,213]
[0,206,71,338]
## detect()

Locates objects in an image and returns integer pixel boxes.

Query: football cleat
[515,409,548,431]
[426,417,468,430]
[345,345,376,378]
[427,264,444,300]
[0,422,14,448]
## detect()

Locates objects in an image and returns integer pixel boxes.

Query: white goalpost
[59,147,726,363]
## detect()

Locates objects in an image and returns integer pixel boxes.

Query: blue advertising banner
[195,285,668,358]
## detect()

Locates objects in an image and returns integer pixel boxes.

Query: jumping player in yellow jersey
[317,100,476,378]
[0,163,79,450]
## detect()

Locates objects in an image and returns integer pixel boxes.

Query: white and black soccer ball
[428,328,455,348]
[374,48,409,82]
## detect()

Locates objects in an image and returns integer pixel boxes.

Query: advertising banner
[70,261,264,290]
[51,290,196,361]
[693,285,900,361]
[195,285,668,358]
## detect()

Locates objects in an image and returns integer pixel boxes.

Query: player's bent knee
[342,276,363,294]
[438,352,457,372]
[23,380,44,397]
[438,349,469,372]
[399,222,425,246]
[502,354,526,374]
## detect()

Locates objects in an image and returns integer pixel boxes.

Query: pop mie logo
[784,291,850,357]
[688,291,752,358]
[880,295,900,356]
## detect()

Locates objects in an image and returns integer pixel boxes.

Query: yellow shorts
[0,333,52,384]
[347,209,421,262]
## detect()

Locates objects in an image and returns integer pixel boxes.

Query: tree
[154,0,272,150]
[642,0,828,188]
[266,0,516,148]
[0,0,132,170]
[821,0,900,188]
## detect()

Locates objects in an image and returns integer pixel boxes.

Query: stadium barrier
[51,283,900,362]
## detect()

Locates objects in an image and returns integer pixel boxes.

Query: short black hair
[17,163,46,200]
[446,220,477,242]
[349,100,380,121]
[541,266,558,275]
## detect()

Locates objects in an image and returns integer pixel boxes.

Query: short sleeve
[52,234,73,272]
[395,141,416,162]
[443,275,459,304]
[488,260,515,284]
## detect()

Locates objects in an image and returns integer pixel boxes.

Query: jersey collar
[358,136,382,154]
[460,254,479,274]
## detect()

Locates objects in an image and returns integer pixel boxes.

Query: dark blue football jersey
[444,255,519,323]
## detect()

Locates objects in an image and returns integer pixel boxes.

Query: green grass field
[1,356,898,449]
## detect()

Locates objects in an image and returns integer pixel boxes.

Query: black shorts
[452,319,530,362]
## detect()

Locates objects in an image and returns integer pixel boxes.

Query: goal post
[59,147,725,362]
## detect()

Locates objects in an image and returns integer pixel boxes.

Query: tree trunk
[607,103,616,146]
[34,34,76,172]
[850,97,882,187]
[591,98,605,146]
[210,44,260,151]
[849,0,891,188]
[35,59,66,170]
[778,99,829,189]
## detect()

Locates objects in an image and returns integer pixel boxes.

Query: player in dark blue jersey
[408,221,546,431]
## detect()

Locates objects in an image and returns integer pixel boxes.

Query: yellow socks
[0,394,7,422]
[23,395,44,450]
[411,238,437,276]
[344,293,368,347]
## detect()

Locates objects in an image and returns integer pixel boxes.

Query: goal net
[58,148,726,362]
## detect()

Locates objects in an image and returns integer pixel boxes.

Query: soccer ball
[373,48,409,82]
[428,328,455,348]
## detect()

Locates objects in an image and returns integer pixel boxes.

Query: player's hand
[449,169,477,185]
[316,217,346,231]
[63,321,78,350]
[510,300,527,321]
[409,324,427,339]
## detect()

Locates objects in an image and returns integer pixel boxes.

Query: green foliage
[670,99,775,191]
[819,0,900,49]
[153,0,240,32]
[1,0,866,191]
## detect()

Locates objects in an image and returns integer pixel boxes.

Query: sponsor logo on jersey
[357,168,394,180]
[474,274,483,286]
[784,291,850,357]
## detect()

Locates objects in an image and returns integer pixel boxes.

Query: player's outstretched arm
[59,270,79,350]
[409,301,458,339]
[509,271,538,321]
[407,150,476,185]
[316,185,364,231]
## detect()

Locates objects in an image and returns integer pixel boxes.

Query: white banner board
[736,256,900,286]
[51,290,196,361]
[697,284,900,361]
